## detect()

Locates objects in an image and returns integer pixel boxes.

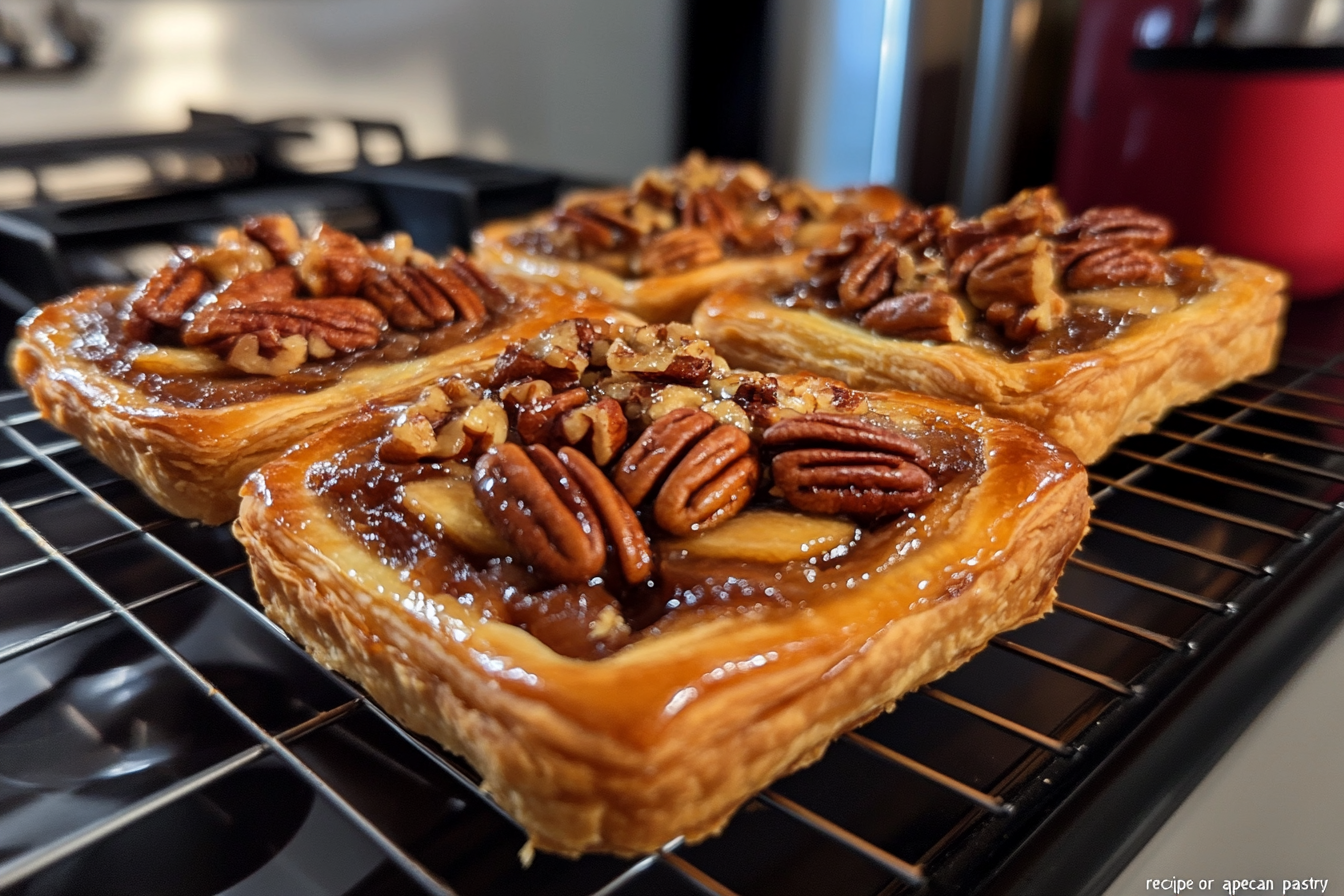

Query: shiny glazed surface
[250,387,1083,746]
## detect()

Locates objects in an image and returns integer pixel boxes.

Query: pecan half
[473,443,606,584]
[1064,244,1168,290]
[763,413,934,517]
[182,267,386,358]
[1058,206,1173,250]
[557,447,652,586]
[637,227,723,276]
[613,408,760,535]
[838,239,897,312]
[860,291,966,342]
[362,251,492,331]
[129,260,209,333]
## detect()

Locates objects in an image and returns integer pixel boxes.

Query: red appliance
[1058,0,1344,297]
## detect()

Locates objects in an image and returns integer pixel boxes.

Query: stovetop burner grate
[1,340,1343,896]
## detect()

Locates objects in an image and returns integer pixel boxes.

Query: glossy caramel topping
[309,320,982,662]
[102,215,504,392]
[507,151,905,277]
[784,186,1217,356]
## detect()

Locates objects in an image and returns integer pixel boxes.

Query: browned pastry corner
[233,319,1091,857]
[9,215,639,524]
[693,187,1288,463]
[473,150,909,322]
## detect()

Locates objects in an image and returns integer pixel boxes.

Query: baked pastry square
[473,151,907,322]
[234,319,1090,856]
[9,216,632,524]
[693,188,1288,463]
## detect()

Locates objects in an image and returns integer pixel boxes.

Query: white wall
[0,0,683,181]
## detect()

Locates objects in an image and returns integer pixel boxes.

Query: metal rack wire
[1,343,1342,896]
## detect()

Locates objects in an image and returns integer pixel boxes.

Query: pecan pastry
[9,217,636,523]
[233,319,1090,857]
[695,186,1288,463]
[473,150,909,322]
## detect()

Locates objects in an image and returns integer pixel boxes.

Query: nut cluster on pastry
[125,215,501,376]
[506,150,839,276]
[800,186,1215,349]
[371,320,950,654]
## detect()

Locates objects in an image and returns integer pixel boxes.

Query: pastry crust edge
[692,257,1287,464]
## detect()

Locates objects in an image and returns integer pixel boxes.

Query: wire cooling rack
[1,343,1343,896]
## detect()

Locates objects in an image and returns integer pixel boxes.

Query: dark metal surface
[0,302,1340,894]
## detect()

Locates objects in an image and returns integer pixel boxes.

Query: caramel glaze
[307,401,984,663]
[52,285,526,409]
[780,285,1151,360]
[256,391,1083,748]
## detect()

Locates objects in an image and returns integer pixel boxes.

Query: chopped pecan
[557,398,629,465]
[762,413,934,517]
[473,443,606,584]
[242,214,301,262]
[491,345,581,390]
[185,227,276,283]
[838,239,897,312]
[426,400,509,462]
[1063,244,1168,291]
[860,291,967,342]
[682,188,743,243]
[959,235,1066,342]
[604,323,722,386]
[225,334,309,377]
[613,407,760,535]
[557,447,652,587]
[513,386,589,445]
[296,224,372,297]
[557,202,640,252]
[637,227,723,276]
[129,260,209,334]
[941,188,1067,260]
[182,267,386,363]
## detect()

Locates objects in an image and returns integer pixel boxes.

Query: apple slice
[663,508,859,564]
[402,476,511,557]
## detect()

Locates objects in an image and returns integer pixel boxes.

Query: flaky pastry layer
[474,217,820,323]
[233,380,1089,856]
[694,257,1287,464]
[9,278,636,524]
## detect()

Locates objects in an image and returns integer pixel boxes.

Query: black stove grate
[1,340,1343,896]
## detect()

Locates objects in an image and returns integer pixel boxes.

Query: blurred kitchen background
[0,0,1337,197]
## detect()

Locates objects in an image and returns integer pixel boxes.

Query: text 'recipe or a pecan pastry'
[125,215,500,376]
[798,186,1214,349]
[507,150,843,277]
[366,319,954,659]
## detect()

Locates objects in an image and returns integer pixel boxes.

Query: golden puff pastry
[9,216,636,524]
[233,319,1090,857]
[473,150,907,322]
[693,188,1288,464]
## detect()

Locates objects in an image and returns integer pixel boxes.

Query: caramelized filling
[307,319,983,661]
[775,186,1218,358]
[60,215,516,407]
